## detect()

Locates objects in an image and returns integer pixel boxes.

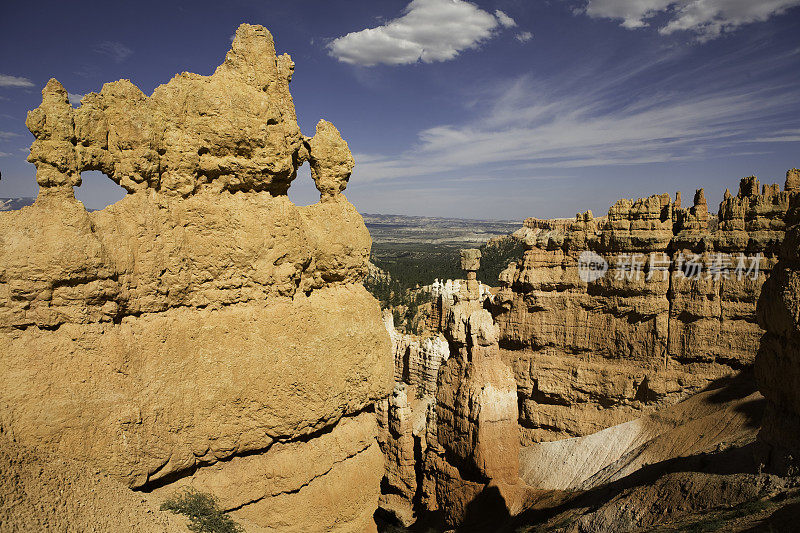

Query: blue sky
[0,0,798,219]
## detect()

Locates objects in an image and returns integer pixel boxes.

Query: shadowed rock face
[756,169,800,472]
[493,172,800,443]
[0,23,392,532]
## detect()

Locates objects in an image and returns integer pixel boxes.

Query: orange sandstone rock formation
[376,172,799,529]
[378,251,528,528]
[0,23,392,532]
[494,171,799,443]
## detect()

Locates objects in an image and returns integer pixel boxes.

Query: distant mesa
[0,197,35,211]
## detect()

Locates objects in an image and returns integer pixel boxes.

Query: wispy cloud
[580,0,800,40]
[96,41,133,63]
[0,74,34,88]
[352,45,800,183]
[328,0,517,66]
[495,10,517,28]
[0,131,19,140]
[0,152,11,157]
[516,31,533,43]
[744,129,800,143]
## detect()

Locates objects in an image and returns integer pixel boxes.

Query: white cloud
[516,31,534,42]
[0,152,10,157]
[744,129,800,143]
[495,10,517,28]
[582,0,800,39]
[0,131,18,140]
[96,41,133,63]
[328,0,512,66]
[0,74,34,88]
[68,93,84,107]
[351,54,800,184]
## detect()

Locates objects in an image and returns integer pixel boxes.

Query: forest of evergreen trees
[364,236,525,320]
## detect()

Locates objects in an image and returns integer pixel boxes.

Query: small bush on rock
[160,488,243,533]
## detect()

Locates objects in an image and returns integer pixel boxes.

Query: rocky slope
[0,23,392,532]
[511,372,800,533]
[493,172,799,442]
[0,433,188,533]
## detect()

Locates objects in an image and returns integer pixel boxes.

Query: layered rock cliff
[377,313,448,525]
[0,23,392,532]
[494,171,799,442]
[375,171,799,529]
[427,250,525,527]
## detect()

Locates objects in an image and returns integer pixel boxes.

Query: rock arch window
[287,161,319,206]
[73,170,126,211]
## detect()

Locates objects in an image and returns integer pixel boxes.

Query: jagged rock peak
[785,168,800,192]
[25,23,352,200]
[693,188,706,207]
[739,175,760,198]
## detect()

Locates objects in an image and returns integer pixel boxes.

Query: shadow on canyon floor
[376,483,514,533]
[378,371,771,532]
[507,443,761,530]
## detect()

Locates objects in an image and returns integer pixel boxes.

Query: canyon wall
[376,171,799,528]
[755,177,800,473]
[494,171,799,442]
[0,24,392,532]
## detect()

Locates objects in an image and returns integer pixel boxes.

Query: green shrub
[160,488,243,533]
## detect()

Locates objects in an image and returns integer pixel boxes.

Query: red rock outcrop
[0,23,392,532]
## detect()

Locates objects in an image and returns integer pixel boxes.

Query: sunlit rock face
[493,172,799,443]
[0,23,392,533]
[429,250,524,527]
[378,253,527,529]
[377,171,800,530]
